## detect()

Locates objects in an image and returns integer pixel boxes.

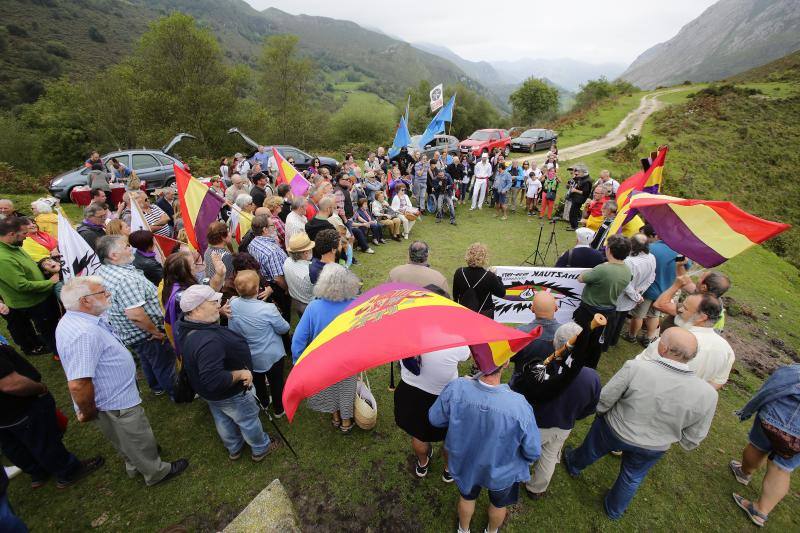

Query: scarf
[30,231,57,251]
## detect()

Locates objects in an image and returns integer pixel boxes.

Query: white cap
[179,284,222,313]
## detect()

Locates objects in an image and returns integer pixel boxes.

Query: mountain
[493,58,627,92]
[620,0,800,89]
[0,0,488,108]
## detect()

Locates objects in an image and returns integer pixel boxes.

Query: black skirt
[393,380,447,443]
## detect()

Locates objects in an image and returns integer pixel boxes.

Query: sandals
[339,421,354,434]
[733,493,767,527]
[729,460,752,485]
[331,414,342,428]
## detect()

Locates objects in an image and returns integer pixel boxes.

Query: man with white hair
[95,235,176,398]
[284,197,308,246]
[471,153,492,210]
[56,277,188,485]
[225,173,250,203]
[0,199,21,220]
[555,227,605,268]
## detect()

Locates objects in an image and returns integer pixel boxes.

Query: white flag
[57,209,101,280]
[129,198,148,232]
[430,84,443,112]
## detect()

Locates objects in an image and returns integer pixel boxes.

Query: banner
[493,266,587,324]
[57,209,101,279]
[429,84,443,112]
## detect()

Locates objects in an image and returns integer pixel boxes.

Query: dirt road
[518,88,685,165]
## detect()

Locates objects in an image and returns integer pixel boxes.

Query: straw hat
[287,232,315,253]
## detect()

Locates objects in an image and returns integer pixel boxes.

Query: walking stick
[249,390,299,460]
[388,361,396,392]
[524,313,607,382]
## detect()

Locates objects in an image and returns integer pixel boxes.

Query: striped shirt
[248,236,287,281]
[56,310,140,411]
[98,263,164,346]
[143,204,171,236]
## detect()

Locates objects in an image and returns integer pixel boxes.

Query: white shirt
[284,211,308,246]
[282,257,314,304]
[474,161,492,179]
[267,156,279,175]
[636,325,735,385]
[533,168,543,178]
[401,346,471,395]
[617,253,657,311]
[526,176,542,198]
[237,159,251,175]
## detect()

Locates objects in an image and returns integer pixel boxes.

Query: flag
[418,95,456,149]
[228,204,253,244]
[627,193,791,267]
[607,146,668,238]
[56,209,100,280]
[388,116,412,159]
[429,83,443,112]
[129,200,179,263]
[174,164,225,254]
[272,148,311,197]
[404,94,411,122]
[282,283,538,421]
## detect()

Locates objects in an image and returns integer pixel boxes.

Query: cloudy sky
[245,0,719,65]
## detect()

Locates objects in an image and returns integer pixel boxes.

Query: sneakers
[229,446,244,461]
[436,218,442,224]
[154,459,189,484]
[415,447,433,478]
[403,233,409,240]
[442,469,454,483]
[23,345,47,356]
[365,248,375,254]
[56,456,105,489]
[31,476,49,489]
[450,221,457,225]
[620,331,638,343]
[273,409,286,419]
[729,460,752,485]
[253,440,282,462]
[501,216,508,220]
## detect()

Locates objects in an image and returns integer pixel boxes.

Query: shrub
[328,101,395,148]
[6,24,28,37]
[88,26,106,43]
[45,41,71,59]
[0,162,50,194]
[606,134,642,162]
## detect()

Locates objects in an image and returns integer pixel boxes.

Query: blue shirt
[56,310,141,411]
[429,378,541,492]
[253,151,270,168]
[291,298,353,364]
[494,170,513,193]
[228,298,290,372]
[643,241,678,301]
[738,364,800,438]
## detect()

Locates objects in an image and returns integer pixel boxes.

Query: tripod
[522,220,559,266]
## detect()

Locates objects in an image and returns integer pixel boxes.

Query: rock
[91,512,109,528]
[223,479,301,533]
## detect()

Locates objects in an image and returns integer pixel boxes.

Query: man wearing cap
[176,285,279,462]
[235,153,251,176]
[555,227,606,268]
[471,153,492,210]
[283,232,315,319]
[56,276,187,485]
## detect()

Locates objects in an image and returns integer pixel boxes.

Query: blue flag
[418,95,456,149]
[388,116,412,158]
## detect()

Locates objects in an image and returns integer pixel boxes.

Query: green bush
[0,162,50,194]
[329,101,395,148]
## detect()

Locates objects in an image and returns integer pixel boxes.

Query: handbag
[173,357,195,403]
[354,372,377,430]
[546,190,557,201]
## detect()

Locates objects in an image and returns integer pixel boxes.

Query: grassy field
[2,193,799,532]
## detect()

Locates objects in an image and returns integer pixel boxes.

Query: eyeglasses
[82,289,111,299]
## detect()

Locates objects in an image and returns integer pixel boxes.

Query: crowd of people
[0,143,797,532]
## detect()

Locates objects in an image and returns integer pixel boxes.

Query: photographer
[566,164,592,231]
[432,169,456,225]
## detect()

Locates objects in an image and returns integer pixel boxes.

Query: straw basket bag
[354,372,378,430]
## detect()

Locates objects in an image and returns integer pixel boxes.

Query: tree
[259,35,315,145]
[509,78,559,125]
[403,82,500,140]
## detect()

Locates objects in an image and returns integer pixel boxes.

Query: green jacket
[0,241,53,308]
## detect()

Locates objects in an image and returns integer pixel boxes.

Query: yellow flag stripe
[669,204,755,258]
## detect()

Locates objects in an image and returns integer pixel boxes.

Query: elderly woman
[284,196,308,246]
[21,219,58,262]
[265,196,286,249]
[371,191,402,241]
[390,184,418,239]
[31,199,58,237]
[452,243,506,318]
[291,263,361,433]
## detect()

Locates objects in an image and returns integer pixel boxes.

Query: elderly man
[176,285,279,461]
[96,235,176,398]
[248,215,288,293]
[225,173,250,203]
[77,202,109,250]
[431,169,456,225]
[429,362,541,533]
[0,341,103,490]
[412,154,432,213]
[155,187,177,226]
[0,217,61,356]
[493,162,513,220]
[0,199,21,220]
[563,327,718,520]
[593,169,620,197]
[253,145,270,170]
[657,271,731,333]
[636,292,734,389]
[471,153,492,210]
[510,292,561,386]
[56,277,187,485]
[389,241,449,293]
[283,232,314,319]
[555,227,605,268]
[284,197,308,246]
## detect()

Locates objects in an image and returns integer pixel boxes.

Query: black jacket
[176,318,253,401]
[555,246,605,269]
[568,176,592,203]
[452,266,506,318]
[133,251,164,287]
[251,185,267,208]
[76,222,105,250]
[446,163,464,183]
[156,198,175,224]
[305,216,336,242]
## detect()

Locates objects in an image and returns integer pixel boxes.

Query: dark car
[227,128,340,175]
[47,133,196,201]
[510,129,558,153]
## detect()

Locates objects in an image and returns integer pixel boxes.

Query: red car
[459,129,512,158]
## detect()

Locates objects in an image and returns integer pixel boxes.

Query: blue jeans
[345,221,370,252]
[412,181,427,211]
[206,390,270,456]
[131,338,177,398]
[564,416,665,520]
[437,194,455,222]
[0,484,28,533]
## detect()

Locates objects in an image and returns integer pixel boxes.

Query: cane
[388,361,396,392]
[248,389,299,460]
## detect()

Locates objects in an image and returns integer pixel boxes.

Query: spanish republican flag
[607,146,668,238]
[282,283,539,421]
[174,164,224,254]
[628,193,790,267]
[272,148,311,197]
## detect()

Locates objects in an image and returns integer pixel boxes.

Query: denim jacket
[737,364,800,437]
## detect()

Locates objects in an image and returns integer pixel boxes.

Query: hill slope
[620,0,800,89]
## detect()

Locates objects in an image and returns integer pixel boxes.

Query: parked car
[227,127,340,175]
[47,133,196,201]
[510,129,558,153]
[410,134,460,159]
[459,129,512,158]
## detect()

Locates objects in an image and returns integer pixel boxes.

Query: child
[525,172,542,216]
[38,256,63,301]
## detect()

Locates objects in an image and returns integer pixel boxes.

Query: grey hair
[291,196,306,211]
[60,275,104,311]
[318,196,335,212]
[553,322,582,349]
[32,200,53,214]
[96,234,128,264]
[313,263,360,302]
[234,194,253,209]
[408,241,429,264]
[83,202,106,218]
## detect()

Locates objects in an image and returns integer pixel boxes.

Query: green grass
[2,195,800,531]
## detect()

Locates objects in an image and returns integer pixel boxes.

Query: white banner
[493,266,588,324]
[429,84,443,112]
[57,209,101,280]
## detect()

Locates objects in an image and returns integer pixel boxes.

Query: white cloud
[244,0,719,64]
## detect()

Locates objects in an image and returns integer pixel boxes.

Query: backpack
[458,268,491,314]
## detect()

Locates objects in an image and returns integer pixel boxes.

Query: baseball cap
[575,227,595,246]
[179,285,222,313]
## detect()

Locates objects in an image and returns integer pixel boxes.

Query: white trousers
[472,178,488,209]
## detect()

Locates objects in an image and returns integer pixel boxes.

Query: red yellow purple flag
[606,146,668,238]
[174,164,225,254]
[282,283,539,421]
[272,147,311,197]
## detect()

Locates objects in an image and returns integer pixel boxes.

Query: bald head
[532,292,557,319]
[658,327,698,363]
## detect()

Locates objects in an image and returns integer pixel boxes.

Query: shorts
[459,483,519,508]
[495,192,507,204]
[749,415,800,472]
[630,298,660,320]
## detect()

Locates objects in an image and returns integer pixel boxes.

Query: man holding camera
[566,164,592,231]
[432,169,456,225]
